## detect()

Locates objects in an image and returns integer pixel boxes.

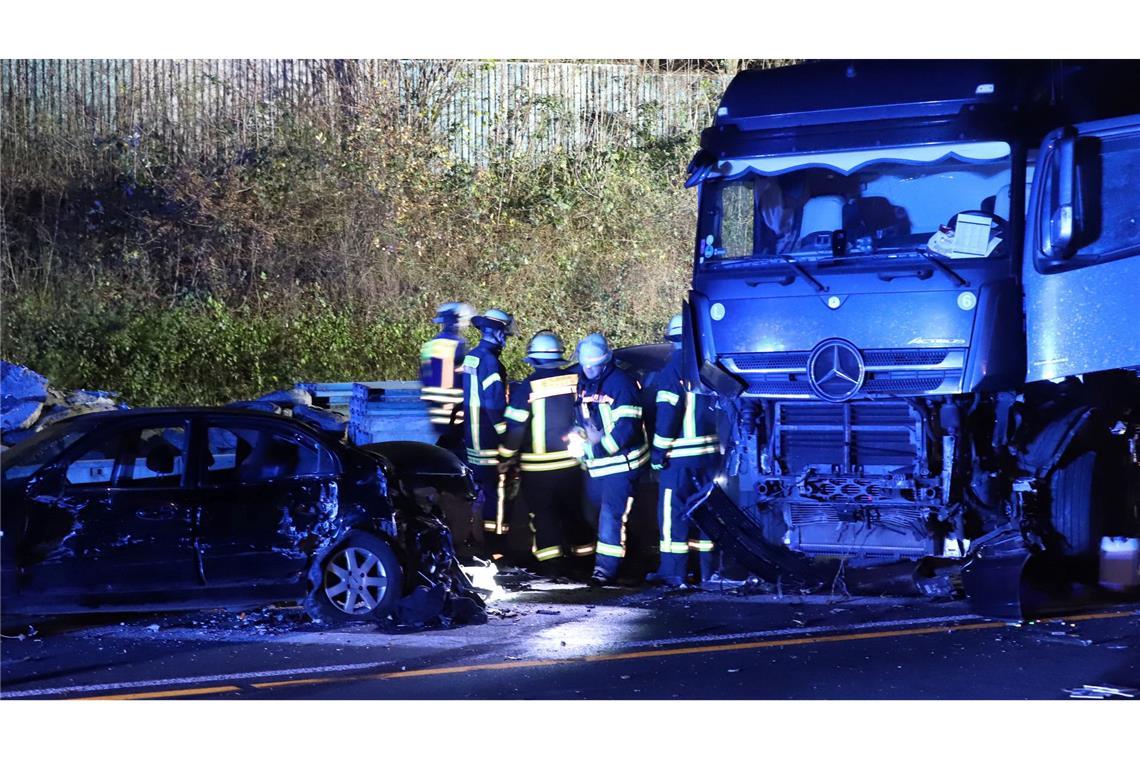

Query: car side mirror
[1044,133,1077,259]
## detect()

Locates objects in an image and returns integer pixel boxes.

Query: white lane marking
[1,660,392,699]
[621,613,988,651]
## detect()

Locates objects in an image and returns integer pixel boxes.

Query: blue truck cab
[684,61,1140,577]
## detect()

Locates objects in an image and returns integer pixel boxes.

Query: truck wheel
[304,532,403,624]
[1049,450,1105,559]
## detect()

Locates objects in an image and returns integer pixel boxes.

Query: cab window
[1038,132,1140,269]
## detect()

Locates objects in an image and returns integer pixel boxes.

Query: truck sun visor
[706,141,1010,179]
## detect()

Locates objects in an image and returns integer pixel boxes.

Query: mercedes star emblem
[807,338,865,402]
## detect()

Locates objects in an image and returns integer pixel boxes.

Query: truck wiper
[914,248,970,288]
[778,255,828,293]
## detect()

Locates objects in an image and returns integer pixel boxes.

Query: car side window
[65,433,127,486]
[117,427,187,488]
[204,425,332,485]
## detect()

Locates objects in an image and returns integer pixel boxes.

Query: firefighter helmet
[433,302,476,328]
[471,308,517,336]
[526,330,565,364]
[666,313,683,342]
[576,333,612,369]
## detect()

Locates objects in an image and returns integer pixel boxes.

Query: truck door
[1024,115,1140,382]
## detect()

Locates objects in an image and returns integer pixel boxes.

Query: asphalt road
[3,578,1139,700]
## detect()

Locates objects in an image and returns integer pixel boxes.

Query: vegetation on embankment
[1,70,709,405]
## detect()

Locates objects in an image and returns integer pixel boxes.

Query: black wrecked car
[0,407,484,624]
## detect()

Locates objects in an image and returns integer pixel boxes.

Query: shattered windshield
[1,423,93,483]
[697,142,1013,267]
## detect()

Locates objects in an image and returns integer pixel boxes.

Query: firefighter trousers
[521,465,594,568]
[471,463,509,554]
[656,460,716,581]
[585,467,641,579]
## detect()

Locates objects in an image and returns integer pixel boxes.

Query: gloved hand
[584,423,603,446]
[650,448,668,471]
[566,428,589,461]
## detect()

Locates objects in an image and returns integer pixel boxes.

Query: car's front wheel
[305,532,403,624]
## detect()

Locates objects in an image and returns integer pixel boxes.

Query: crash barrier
[347,381,436,447]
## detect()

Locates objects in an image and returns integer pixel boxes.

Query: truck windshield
[697,142,1012,266]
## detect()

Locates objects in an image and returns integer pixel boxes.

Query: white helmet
[433,302,475,329]
[526,330,565,364]
[666,313,683,342]
[471,308,517,336]
[576,333,612,369]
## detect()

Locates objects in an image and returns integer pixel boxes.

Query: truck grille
[724,347,964,398]
[774,401,921,472]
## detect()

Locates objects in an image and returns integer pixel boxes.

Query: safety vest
[652,350,720,463]
[575,363,648,478]
[419,331,465,428]
[460,340,507,467]
[498,366,579,472]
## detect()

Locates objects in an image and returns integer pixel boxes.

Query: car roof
[50,406,335,437]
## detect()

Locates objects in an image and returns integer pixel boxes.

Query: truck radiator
[773,401,921,473]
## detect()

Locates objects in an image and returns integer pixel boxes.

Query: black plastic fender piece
[1018,405,1101,479]
[685,483,818,583]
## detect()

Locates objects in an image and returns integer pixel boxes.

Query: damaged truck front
[683,61,1140,613]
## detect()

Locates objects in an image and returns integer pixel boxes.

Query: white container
[1099,537,1140,592]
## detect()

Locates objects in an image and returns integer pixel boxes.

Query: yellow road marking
[69,608,1137,699]
[78,685,241,700]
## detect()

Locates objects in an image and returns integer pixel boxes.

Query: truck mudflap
[685,483,821,585]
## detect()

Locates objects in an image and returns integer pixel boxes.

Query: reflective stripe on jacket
[498,367,579,472]
[652,350,720,463]
[419,333,465,427]
[461,340,507,465]
[575,363,648,478]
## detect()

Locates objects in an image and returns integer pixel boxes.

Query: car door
[194,417,341,595]
[20,420,199,603]
[1024,115,1140,382]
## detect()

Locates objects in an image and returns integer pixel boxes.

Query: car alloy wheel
[323,545,390,614]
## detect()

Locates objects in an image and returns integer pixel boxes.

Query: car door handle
[136,506,178,520]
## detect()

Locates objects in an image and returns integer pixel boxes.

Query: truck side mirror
[1043,133,1077,259]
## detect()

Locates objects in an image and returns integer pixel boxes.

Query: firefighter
[462,308,516,556]
[648,313,721,586]
[572,333,649,586]
[498,331,594,579]
[419,302,474,447]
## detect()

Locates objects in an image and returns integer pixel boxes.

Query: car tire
[304,532,403,624]
[1049,449,1104,559]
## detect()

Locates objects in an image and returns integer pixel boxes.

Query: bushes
[1,75,705,405]
[1,293,437,405]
